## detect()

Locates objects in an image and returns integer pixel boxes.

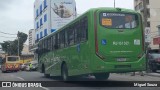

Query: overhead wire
[0,36,17,38]
[0,31,17,35]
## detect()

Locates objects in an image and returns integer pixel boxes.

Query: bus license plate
[117,58,126,62]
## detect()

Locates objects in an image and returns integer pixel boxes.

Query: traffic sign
[145,27,151,35]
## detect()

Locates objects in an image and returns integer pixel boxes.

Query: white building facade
[34,0,77,43]
[134,0,160,50]
[28,29,35,52]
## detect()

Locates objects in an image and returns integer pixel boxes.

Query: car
[30,62,38,71]
[148,53,160,72]
[25,61,38,71]
[20,63,27,71]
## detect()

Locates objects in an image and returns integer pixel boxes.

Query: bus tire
[61,63,69,81]
[94,73,110,80]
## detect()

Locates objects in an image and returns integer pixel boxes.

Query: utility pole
[143,0,150,72]
[17,31,19,56]
[143,0,147,27]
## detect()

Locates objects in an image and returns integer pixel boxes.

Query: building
[28,29,35,52]
[34,0,77,43]
[134,0,160,51]
[22,44,33,55]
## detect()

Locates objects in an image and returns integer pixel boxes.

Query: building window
[44,0,47,9]
[147,22,150,27]
[44,14,47,22]
[44,29,48,36]
[40,18,43,26]
[37,34,39,40]
[147,9,150,18]
[40,32,43,39]
[40,4,43,14]
[36,22,39,29]
[36,9,39,17]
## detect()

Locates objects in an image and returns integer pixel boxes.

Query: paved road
[0,71,160,90]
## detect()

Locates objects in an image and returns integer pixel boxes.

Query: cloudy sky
[0,0,134,44]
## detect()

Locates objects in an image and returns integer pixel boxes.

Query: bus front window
[7,57,19,62]
[100,12,139,29]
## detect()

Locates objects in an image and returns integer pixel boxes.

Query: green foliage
[0,32,28,55]
[1,41,11,53]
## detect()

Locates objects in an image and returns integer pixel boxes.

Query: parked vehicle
[20,63,27,71]
[30,62,38,71]
[25,61,38,71]
[148,53,160,72]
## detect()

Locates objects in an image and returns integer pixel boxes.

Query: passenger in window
[125,15,133,29]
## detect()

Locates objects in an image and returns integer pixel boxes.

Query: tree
[0,32,28,55]
[1,41,11,54]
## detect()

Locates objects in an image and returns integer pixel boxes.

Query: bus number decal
[102,18,112,26]
[113,41,129,46]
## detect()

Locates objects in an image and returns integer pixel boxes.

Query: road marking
[41,87,50,90]
[9,74,25,81]
[16,77,25,81]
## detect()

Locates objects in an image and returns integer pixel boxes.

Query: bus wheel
[61,64,69,81]
[42,64,50,78]
[94,73,110,80]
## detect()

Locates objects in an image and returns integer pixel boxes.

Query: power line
[0,36,17,38]
[0,31,17,35]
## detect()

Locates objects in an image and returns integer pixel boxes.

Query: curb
[145,73,160,77]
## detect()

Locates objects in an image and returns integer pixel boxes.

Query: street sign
[145,27,151,43]
[145,27,151,35]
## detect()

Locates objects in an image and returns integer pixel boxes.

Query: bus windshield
[7,57,19,62]
[100,12,139,29]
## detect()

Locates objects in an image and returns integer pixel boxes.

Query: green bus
[37,7,146,81]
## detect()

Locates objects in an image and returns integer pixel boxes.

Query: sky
[0,0,134,45]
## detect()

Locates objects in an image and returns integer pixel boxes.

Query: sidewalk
[145,72,160,77]
[115,71,160,77]
[129,71,160,77]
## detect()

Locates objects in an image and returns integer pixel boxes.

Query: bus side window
[75,22,80,44]
[81,16,88,41]
[54,34,59,50]
[52,35,55,50]
[68,26,75,46]
[65,28,69,47]
[60,30,65,48]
